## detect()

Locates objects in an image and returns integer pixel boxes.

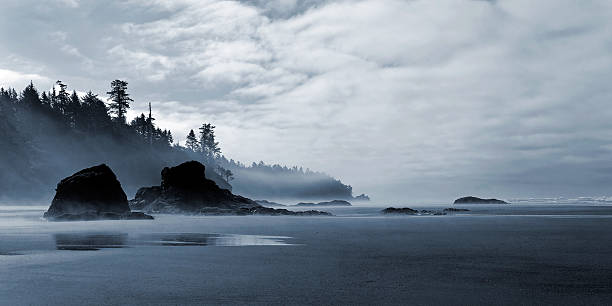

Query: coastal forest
[0,80,357,202]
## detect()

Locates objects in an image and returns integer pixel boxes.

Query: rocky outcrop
[382,207,419,214]
[443,207,470,212]
[453,196,508,204]
[197,206,331,216]
[130,161,331,216]
[44,164,153,221]
[419,210,446,215]
[294,200,352,207]
[382,207,449,215]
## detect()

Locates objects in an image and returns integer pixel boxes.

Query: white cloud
[0,69,50,89]
[3,0,612,201]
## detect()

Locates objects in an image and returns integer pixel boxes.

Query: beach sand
[1,206,612,305]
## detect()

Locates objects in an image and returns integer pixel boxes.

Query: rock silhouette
[130,161,330,216]
[381,207,419,214]
[454,196,508,204]
[44,164,153,221]
[294,200,352,207]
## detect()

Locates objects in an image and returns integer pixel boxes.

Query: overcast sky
[1,0,612,202]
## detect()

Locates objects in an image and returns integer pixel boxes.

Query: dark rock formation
[454,196,508,204]
[420,210,446,215]
[382,207,419,214]
[382,207,450,215]
[130,161,332,216]
[197,206,331,216]
[129,161,258,213]
[443,207,470,212]
[44,164,153,221]
[251,207,331,216]
[294,200,352,207]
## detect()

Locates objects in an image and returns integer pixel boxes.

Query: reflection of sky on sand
[215,234,293,246]
[54,233,128,251]
[51,232,295,251]
[138,233,294,247]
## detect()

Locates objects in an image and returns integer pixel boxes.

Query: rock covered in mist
[129,161,332,216]
[443,207,470,212]
[294,200,352,207]
[129,161,258,213]
[197,206,331,216]
[44,164,153,221]
[381,207,419,214]
[381,207,450,215]
[129,186,162,210]
[453,196,508,204]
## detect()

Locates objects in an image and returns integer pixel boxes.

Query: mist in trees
[0,80,356,202]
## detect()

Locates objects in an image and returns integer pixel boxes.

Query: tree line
[0,79,356,201]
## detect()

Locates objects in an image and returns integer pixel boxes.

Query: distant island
[294,200,352,207]
[454,196,509,204]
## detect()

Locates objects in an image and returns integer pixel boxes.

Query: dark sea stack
[130,161,260,213]
[130,161,333,216]
[251,207,331,216]
[382,207,419,214]
[453,196,508,204]
[44,164,153,221]
[294,200,352,207]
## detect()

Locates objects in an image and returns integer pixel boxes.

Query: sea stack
[130,161,331,216]
[44,164,153,221]
[453,196,508,204]
[130,161,259,213]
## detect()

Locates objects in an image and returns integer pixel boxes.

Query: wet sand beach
[1,205,612,305]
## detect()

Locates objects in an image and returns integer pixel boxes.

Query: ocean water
[2,203,612,305]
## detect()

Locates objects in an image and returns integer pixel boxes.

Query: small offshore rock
[294,200,352,207]
[453,196,508,204]
[443,207,470,212]
[382,207,419,214]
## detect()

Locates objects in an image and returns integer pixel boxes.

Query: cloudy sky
[1,0,612,202]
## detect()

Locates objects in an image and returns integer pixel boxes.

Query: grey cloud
[1,0,612,202]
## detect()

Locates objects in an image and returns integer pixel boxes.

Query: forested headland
[0,80,360,202]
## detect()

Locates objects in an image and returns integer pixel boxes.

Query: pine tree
[41,91,51,106]
[53,80,69,115]
[198,123,220,163]
[20,81,40,108]
[82,91,111,134]
[185,129,199,152]
[66,90,81,128]
[167,130,173,144]
[106,79,132,124]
